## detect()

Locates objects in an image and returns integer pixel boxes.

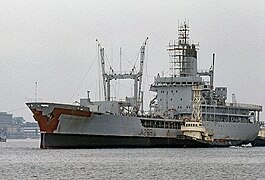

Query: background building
[0,112,39,139]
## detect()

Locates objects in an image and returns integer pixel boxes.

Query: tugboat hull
[251,137,265,147]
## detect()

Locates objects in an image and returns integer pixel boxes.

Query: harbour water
[1,139,265,179]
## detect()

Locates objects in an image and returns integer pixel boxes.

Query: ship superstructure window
[202,104,257,123]
[140,119,182,129]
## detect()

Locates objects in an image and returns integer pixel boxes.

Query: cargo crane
[97,38,148,115]
[97,40,107,101]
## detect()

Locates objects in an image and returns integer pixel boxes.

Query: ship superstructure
[149,22,262,145]
[26,22,262,148]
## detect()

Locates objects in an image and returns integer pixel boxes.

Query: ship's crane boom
[136,37,148,114]
[97,40,107,101]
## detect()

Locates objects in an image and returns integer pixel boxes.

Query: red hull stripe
[31,108,92,133]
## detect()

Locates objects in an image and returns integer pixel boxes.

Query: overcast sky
[0,0,264,122]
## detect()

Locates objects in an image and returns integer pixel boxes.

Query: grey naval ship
[26,22,262,149]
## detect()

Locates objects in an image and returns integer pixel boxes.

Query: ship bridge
[150,76,202,90]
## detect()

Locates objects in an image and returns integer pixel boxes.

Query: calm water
[0,139,265,179]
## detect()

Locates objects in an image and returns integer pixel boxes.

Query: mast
[167,21,198,77]
[136,37,148,114]
[97,40,107,101]
[210,53,215,89]
[120,47,122,73]
[34,81,38,102]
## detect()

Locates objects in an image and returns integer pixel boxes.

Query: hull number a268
[140,128,154,136]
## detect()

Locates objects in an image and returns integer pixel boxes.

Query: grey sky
[0,0,264,122]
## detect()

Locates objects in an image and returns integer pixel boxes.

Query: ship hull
[27,102,260,148]
[40,133,252,149]
[203,121,259,144]
[40,133,213,149]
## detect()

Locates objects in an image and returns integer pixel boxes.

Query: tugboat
[251,123,265,146]
[181,85,214,143]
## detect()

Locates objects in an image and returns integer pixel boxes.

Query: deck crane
[97,38,148,116]
[136,37,148,115]
[97,40,107,101]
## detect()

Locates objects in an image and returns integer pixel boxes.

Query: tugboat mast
[191,84,202,122]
